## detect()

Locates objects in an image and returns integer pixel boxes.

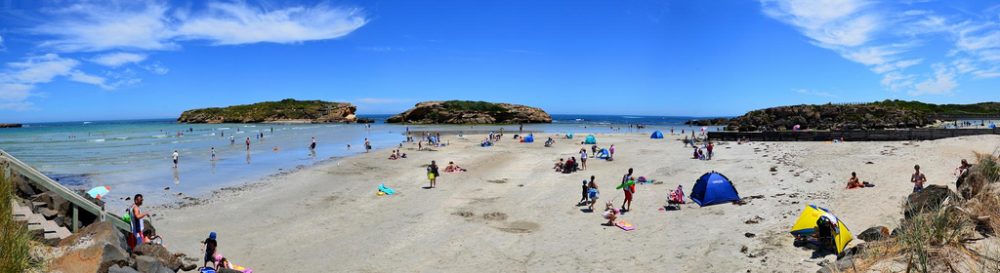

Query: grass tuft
[0,172,34,273]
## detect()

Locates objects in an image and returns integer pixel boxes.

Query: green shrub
[0,172,33,273]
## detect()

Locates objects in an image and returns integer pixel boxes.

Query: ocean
[0,114,723,210]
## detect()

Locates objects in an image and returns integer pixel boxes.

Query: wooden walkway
[708,128,1000,142]
[2,149,129,233]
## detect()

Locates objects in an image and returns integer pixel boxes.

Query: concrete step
[30,201,47,211]
[44,226,71,240]
[38,207,58,220]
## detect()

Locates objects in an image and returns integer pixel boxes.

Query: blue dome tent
[651,131,664,139]
[522,134,534,143]
[584,134,597,144]
[690,171,741,207]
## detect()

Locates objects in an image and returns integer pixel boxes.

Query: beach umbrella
[87,186,111,200]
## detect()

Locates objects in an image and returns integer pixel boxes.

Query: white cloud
[175,2,367,45]
[90,52,148,67]
[143,63,169,75]
[761,0,1000,96]
[911,64,957,95]
[31,1,367,52]
[0,54,114,111]
[0,34,5,51]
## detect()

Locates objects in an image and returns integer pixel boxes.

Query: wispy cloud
[32,1,367,52]
[90,52,148,67]
[0,34,6,52]
[761,0,1000,95]
[0,54,114,111]
[1,1,368,111]
[793,88,838,98]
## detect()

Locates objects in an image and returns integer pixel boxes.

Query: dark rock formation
[858,226,889,242]
[726,103,928,131]
[904,185,954,219]
[134,244,198,272]
[178,99,359,124]
[684,118,731,126]
[386,101,552,124]
[0,123,22,128]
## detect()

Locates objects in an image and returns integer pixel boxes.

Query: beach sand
[154,133,1000,272]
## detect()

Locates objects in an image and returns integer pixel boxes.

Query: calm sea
[0,114,722,210]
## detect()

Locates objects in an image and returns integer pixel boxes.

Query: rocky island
[0,123,23,128]
[723,100,1000,131]
[177,99,362,124]
[386,100,552,124]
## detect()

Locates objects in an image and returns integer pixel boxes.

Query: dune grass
[0,172,34,273]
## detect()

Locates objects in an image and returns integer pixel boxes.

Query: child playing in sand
[201,232,218,268]
[603,201,619,226]
[587,176,599,211]
[427,161,439,188]
[579,180,589,206]
[847,172,862,189]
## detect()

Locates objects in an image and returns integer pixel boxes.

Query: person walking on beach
[172,150,179,168]
[245,137,251,151]
[587,176,600,211]
[911,164,927,193]
[609,144,616,160]
[620,168,634,212]
[210,147,216,161]
[365,138,372,153]
[579,148,588,170]
[427,161,440,188]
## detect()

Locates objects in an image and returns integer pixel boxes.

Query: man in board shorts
[621,168,634,212]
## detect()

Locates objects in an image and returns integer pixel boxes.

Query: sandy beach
[153,133,1000,272]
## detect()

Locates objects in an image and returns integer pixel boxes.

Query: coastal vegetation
[386,100,552,124]
[834,150,1000,272]
[721,100,1000,131]
[177,99,360,124]
[0,172,35,273]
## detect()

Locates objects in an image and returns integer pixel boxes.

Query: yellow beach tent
[789,205,854,255]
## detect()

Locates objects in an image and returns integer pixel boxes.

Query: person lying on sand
[847,172,862,189]
[388,151,399,160]
[444,161,466,172]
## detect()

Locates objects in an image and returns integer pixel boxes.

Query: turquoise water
[0,115,721,210]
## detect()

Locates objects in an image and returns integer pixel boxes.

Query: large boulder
[133,244,197,272]
[134,255,173,273]
[904,185,954,219]
[49,222,130,273]
[386,101,552,124]
[858,226,890,242]
[107,265,140,273]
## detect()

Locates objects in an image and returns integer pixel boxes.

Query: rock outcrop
[49,222,129,273]
[178,99,359,124]
[0,123,22,128]
[684,118,731,126]
[726,103,928,131]
[386,101,552,124]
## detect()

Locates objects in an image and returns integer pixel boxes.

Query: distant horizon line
[8,114,736,125]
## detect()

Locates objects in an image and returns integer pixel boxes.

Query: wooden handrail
[0,149,130,233]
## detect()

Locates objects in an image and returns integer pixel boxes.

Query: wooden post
[72,204,79,232]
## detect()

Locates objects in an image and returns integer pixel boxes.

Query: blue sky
[1,0,999,123]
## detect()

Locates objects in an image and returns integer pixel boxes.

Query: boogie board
[378,184,396,195]
[616,220,635,231]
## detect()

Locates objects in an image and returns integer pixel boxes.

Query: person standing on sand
[128,194,150,249]
[609,144,616,160]
[172,150,179,168]
[621,168,634,212]
[579,148,588,170]
[427,161,440,188]
[911,165,927,193]
[587,176,599,211]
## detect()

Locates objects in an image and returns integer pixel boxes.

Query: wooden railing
[0,149,129,233]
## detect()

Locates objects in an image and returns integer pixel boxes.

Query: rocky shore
[178,99,359,124]
[0,123,23,128]
[386,100,551,124]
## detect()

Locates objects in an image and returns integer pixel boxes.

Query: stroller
[666,185,685,210]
